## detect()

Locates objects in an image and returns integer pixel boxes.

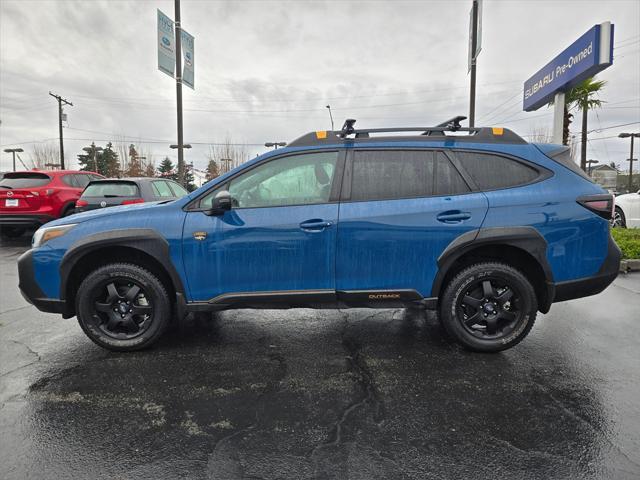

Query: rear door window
[62,174,79,187]
[167,181,188,197]
[152,181,176,198]
[454,152,539,190]
[435,153,470,196]
[82,181,139,197]
[0,172,51,189]
[350,150,434,201]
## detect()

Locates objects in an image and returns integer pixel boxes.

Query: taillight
[577,194,614,220]
[76,199,88,207]
[121,198,145,205]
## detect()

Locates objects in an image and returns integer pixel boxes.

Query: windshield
[82,181,139,197]
[0,172,51,189]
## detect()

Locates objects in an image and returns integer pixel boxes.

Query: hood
[43,200,171,228]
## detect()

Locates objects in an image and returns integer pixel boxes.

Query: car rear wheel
[611,206,626,228]
[439,262,537,352]
[76,263,171,351]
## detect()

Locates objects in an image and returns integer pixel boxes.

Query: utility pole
[49,92,72,169]
[174,0,185,186]
[619,132,639,192]
[468,0,480,127]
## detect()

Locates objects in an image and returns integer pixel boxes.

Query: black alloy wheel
[76,263,171,351]
[440,262,537,352]
[457,277,521,339]
[611,207,626,228]
[91,279,153,340]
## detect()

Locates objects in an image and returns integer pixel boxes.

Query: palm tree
[567,78,607,171]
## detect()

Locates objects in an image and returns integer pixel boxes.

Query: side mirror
[205,190,232,216]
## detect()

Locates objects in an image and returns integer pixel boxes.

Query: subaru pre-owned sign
[523,22,614,111]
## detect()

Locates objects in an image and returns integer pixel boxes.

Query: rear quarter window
[0,172,51,189]
[454,151,540,190]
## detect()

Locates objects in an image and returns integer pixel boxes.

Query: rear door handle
[299,219,333,231]
[436,211,471,223]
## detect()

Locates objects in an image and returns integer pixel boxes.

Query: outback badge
[193,231,207,241]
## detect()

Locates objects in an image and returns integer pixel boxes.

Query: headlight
[32,224,77,248]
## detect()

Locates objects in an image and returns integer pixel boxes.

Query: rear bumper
[18,249,71,317]
[0,214,55,228]
[550,233,621,304]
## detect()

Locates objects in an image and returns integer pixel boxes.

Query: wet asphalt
[0,235,639,480]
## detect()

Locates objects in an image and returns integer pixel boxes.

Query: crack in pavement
[0,339,42,379]
[310,310,386,478]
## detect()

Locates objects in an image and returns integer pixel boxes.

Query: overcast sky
[1,0,639,172]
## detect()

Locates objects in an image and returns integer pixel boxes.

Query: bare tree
[528,126,553,144]
[206,136,249,175]
[30,143,60,169]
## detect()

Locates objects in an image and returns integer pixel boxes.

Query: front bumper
[1,214,55,228]
[551,233,621,304]
[18,249,71,317]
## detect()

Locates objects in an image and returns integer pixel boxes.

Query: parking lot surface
[1,236,639,480]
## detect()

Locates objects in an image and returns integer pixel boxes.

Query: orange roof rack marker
[315,131,327,139]
[492,127,504,135]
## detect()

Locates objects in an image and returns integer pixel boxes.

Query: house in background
[590,164,617,191]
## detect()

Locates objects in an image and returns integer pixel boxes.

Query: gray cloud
[1,0,638,171]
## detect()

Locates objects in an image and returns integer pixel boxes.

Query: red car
[0,170,103,238]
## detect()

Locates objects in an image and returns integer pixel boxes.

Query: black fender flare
[431,226,554,311]
[59,228,186,303]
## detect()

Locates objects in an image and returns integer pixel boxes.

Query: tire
[612,206,626,228]
[61,204,76,217]
[0,226,26,239]
[76,263,171,351]
[439,262,537,353]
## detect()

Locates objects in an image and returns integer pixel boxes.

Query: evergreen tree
[77,142,120,177]
[157,157,177,181]
[123,144,144,176]
[102,142,120,178]
[205,159,220,180]
[184,163,197,192]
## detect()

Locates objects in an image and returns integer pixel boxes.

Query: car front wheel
[439,262,537,352]
[76,263,171,351]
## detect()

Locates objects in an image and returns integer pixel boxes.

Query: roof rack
[289,116,527,147]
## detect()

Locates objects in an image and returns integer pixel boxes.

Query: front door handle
[436,211,471,223]
[299,219,333,231]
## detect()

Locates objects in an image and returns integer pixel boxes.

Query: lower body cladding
[18,235,621,320]
[0,214,54,228]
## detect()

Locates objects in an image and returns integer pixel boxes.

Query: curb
[620,259,640,273]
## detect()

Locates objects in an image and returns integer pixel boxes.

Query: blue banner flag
[181,29,195,89]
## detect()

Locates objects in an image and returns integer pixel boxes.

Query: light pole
[619,132,640,193]
[170,144,191,185]
[265,142,287,150]
[586,159,599,176]
[3,148,24,172]
[83,146,103,173]
[326,105,334,131]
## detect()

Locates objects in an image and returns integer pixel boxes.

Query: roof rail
[288,118,527,147]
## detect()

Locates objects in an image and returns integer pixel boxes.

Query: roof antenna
[340,119,356,138]
[326,105,334,131]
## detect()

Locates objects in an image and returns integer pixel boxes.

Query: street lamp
[170,144,192,150]
[586,159,599,176]
[82,146,103,173]
[265,142,287,150]
[3,148,24,172]
[619,132,640,193]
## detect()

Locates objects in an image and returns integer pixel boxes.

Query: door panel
[336,193,487,296]
[183,204,338,301]
[335,149,488,297]
[181,150,343,302]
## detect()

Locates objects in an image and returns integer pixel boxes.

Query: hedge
[612,228,640,259]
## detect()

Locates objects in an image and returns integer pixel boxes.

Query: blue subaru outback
[18,117,620,352]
